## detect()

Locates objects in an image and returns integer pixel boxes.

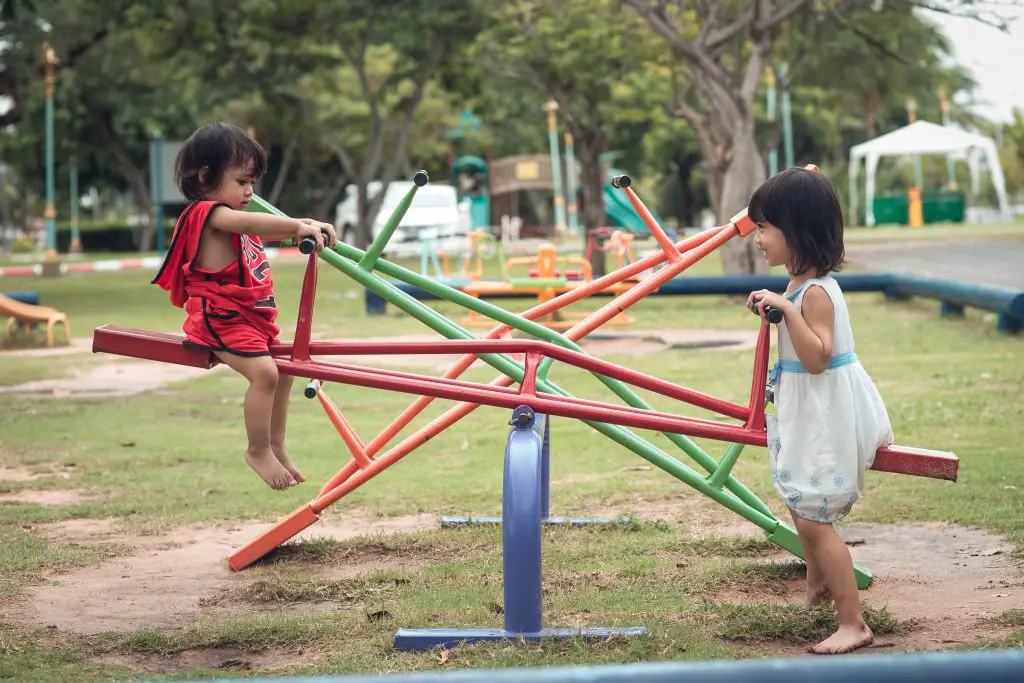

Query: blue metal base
[441,515,627,528]
[394,626,647,652]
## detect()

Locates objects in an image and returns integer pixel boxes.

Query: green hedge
[53,222,174,252]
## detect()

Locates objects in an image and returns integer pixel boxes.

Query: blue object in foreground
[160,648,1023,683]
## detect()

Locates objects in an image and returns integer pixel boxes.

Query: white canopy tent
[848,120,1010,226]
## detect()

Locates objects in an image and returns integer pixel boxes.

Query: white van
[334,180,470,249]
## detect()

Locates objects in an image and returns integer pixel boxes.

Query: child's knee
[250,359,279,392]
[792,514,832,542]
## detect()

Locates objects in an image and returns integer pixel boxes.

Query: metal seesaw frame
[92,168,958,586]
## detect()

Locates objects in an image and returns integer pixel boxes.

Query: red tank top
[152,201,278,336]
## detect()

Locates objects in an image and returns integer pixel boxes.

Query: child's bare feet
[808,622,873,655]
[245,448,297,490]
[806,580,831,609]
[271,446,305,484]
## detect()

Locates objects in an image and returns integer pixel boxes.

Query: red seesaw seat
[90,324,958,482]
[92,324,219,369]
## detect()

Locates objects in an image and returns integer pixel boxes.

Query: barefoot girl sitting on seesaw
[747,168,893,655]
[152,122,338,490]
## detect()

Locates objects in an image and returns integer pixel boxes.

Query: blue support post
[441,412,623,528]
[396,406,646,651]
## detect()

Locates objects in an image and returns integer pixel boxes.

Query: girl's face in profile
[754,221,790,271]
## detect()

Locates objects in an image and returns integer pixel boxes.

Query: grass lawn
[0,242,1022,681]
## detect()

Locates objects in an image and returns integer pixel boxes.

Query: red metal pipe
[270,337,748,421]
[273,359,763,446]
[291,253,318,362]
[746,322,771,431]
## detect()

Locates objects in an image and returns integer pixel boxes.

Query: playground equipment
[92,166,958,646]
[456,237,638,331]
[1,291,70,346]
[375,269,1024,336]
[419,228,494,288]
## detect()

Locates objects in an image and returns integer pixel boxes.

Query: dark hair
[747,167,846,276]
[174,122,267,202]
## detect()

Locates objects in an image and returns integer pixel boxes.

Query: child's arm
[207,207,337,247]
[782,286,835,374]
[207,205,305,238]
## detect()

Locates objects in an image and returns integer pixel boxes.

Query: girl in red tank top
[153,122,337,491]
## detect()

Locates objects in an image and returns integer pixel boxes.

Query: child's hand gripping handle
[750,301,784,324]
[299,230,330,255]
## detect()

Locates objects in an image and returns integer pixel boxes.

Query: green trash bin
[872,194,909,225]
[922,191,965,224]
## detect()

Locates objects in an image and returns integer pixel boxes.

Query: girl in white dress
[746,167,893,655]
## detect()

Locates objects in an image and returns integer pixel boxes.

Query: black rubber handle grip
[299,229,333,255]
[611,175,631,189]
[750,302,784,324]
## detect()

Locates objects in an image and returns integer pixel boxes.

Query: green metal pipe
[359,171,428,270]
[320,248,786,539]
[332,239,775,520]
[706,442,745,489]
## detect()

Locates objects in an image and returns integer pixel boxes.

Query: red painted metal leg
[746,322,771,431]
[292,253,318,362]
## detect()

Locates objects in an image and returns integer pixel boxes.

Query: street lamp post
[69,152,81,253]
[43,41,59,264]
[543,100,567,237]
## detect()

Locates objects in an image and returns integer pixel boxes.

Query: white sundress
[765,276,893,524]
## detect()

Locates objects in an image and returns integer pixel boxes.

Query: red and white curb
[0,247,297,278]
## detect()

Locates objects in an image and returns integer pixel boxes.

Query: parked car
[334,180,470,248]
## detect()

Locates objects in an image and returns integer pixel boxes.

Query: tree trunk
[717,117,769,275]
[89,106,154,250]
[355,181,371,250]
[674,154,700,226]
[865,92,880,139]
[312,173,348,223]
[268,135,299,205]
[570,122,608,278]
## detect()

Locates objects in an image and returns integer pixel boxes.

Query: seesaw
[93,167,957,593]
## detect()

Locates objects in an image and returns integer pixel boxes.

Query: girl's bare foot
[806,580,831,609]
[245,448,297,490]
[272,446,305,483]
[808,623,873,655]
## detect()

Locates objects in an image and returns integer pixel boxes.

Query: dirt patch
[0,336,93,357]
[555,494,1024,652]
[95,645,316,675]
[7,510,437,635]
[698,518,1024,653]
[7,492,1020,656]
[0,359,220,398]
[0,462,77,482]
[0,488,101,507]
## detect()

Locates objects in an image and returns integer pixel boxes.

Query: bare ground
[2,494,1019,659]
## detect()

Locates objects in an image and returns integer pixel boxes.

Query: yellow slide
[1,293,70,346]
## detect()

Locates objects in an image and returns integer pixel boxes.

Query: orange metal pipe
[317,387,372,468]
[312,227,742,512]
[563,225,737,341]
[331,224,728,475]
[618,182,682,262]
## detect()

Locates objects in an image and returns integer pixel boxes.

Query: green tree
[624,0,1012,273]
[471,0,658,275]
